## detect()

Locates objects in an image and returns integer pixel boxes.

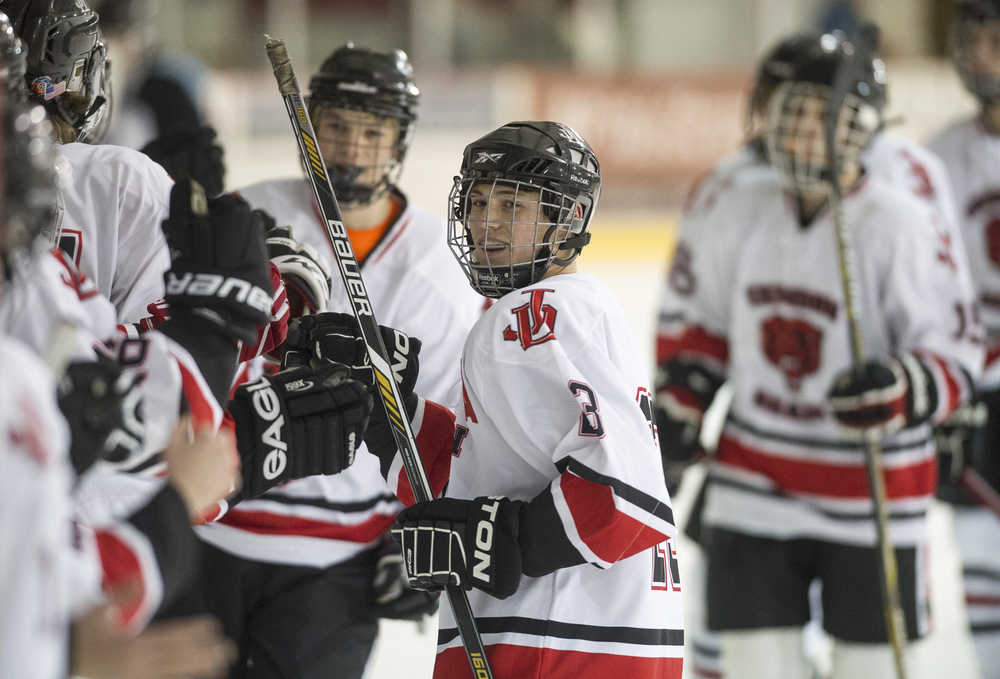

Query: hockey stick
[264,36,495,679]
[824,25,908,679]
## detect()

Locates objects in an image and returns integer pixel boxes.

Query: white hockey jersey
[55,142,173,324]
[664,174,981,548]
[929,117,1000,389]
[0,249,223,630]
[0,336,75,679]
[391,273,684,679]
[194,179,484,567]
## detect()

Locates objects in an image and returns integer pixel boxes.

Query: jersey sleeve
[382,397,458,507]
[656,177,740,384]
[465,314,676,571]
[110,151,173,324]
[879,200,984,423]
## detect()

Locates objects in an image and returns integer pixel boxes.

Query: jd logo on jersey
[761,315,823,391]
[503,289,557,350]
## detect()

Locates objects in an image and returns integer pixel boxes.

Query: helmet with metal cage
[1,97,59,281]
[4,0,111,143]
[447,121,601,298]
[953,0,1000,102]
[307,43,419,206]
[763,30,886,194]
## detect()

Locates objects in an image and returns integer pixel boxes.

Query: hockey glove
[369,535,440,620]
[162,180,272,345]
[827,353,937,436]
[227,363,373,502]
[393,496,523,599]
[261,216,333,317]
[283,313,422,467]
[934,399,988,504]
[654,358,723,493]
[141,124,226,197]
[57,354,144,475]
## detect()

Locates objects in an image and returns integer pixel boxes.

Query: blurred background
[92,1,985,676]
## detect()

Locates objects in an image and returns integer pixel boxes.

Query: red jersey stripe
[434,643,683,679]
[94,530,147,629]
[716,434,937,500]
[656,325,729,365]
[560,472,668,564]
[219,508,396,542]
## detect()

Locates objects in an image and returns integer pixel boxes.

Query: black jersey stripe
[963,566,1000,582]
[555,457,675,527]
[438,616,685,647]
[709,474,929,522]
[247,492,400,514]
[725,412,931,453]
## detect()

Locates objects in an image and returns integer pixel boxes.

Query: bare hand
[164,417,240,520]
[71,584,235,678]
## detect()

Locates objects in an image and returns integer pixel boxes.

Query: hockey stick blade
[264,35,495,679]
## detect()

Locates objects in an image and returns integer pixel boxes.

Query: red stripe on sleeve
[926,353,962,418]
[560,472,668,564]
[175,359,219,430]
[396,400,456,507]
[434,644,683,679]
[94,530,148,629]
[656,325,729,366]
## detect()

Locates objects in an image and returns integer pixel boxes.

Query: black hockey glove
[393,496,523,600]
[260,215,333,317]
[227,363,373,502]
[141,124,226,197]
[284,313,422,468]
[827,353,937,436]
[57,355,144,475]
[934,399,988,504]
[369,535,440,620]
[162,180,272,345]
[654,358,723,493]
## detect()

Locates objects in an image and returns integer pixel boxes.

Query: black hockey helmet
[447,121,601,298]
[3,0,111,143]
[1,98,59,280]
[0,12,28,99]
[763,29,885,194]
[953,0,1000,102]
[307,43,419,205]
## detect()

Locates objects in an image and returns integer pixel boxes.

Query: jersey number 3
[568,380,604,438]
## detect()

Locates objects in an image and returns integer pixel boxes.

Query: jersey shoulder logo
[761,315,823,391]
[503,288,557,350]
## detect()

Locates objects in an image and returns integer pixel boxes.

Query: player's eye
[470,198,488,210]
[364,128,384,141]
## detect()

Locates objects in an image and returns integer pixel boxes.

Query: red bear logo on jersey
[503,289,557,350]
[761,316,823,392]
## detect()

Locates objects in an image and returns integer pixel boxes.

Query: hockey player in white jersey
[659,33,981,679]
[185,44,482,678]
[927,2,1000,675]
[319,121,684,679]
[657,28,970,679]
[0,80,242,679]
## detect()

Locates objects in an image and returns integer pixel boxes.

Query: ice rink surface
[360,244,984,678]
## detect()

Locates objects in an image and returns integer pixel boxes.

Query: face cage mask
[765,81,879,194]
[311,103,410,206]
[953,18,1000,103]
[447,176,588,298]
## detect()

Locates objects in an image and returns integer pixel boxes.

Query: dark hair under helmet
[307,43,419,206]
[447,121,601,298]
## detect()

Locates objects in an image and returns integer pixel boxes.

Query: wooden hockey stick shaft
[824,26,908,679]
[264,36,495,679]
